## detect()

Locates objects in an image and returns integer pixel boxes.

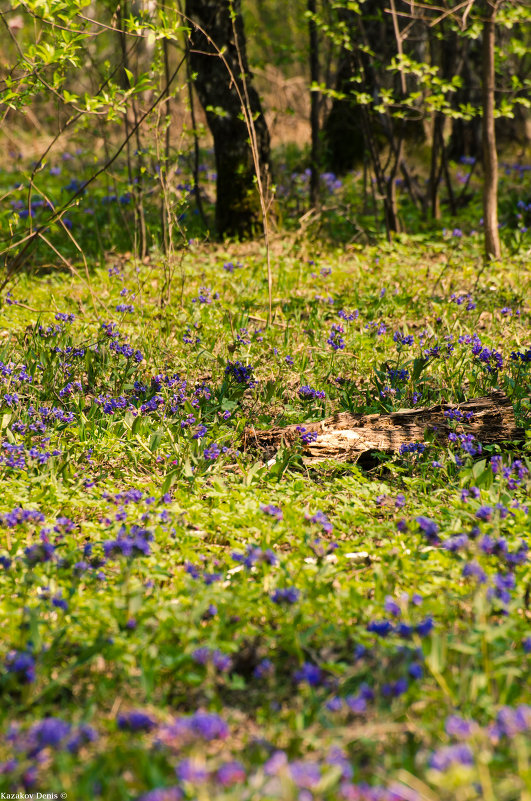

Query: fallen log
[243,391,524,464]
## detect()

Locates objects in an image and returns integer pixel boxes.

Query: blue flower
[136,788,183,801]
[476,506,492,521]
[260,503,283,520]
[463,561,487,584]
[306,510,333,532]
[409,663,423,679]
[175,759,208,783]
[384,596,401,617]
[216,761,246,786]
[117,711,156,732]
[254,658,274,679]
[25,718,71,755]
[6,651,36,683]
[294,662,322,686]
[400,442,426,455]
[327,324,345,350]
[416,516,439,543]
[415,616,434,637]
[295,425,318,444]
[367,620,393,637]
[271,587,300,604]
[429,744,474,771]
[225,361,255,386]
[298,385,326,400]
[203,443,221,460]
[446,715,476,739]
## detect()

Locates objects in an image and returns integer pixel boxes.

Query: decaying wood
[243,391,523,463]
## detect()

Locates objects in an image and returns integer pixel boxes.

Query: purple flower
[384,596,401,617]
[476,506,492,521]
[298,385,326,401]
[306,510,333,532]
[396,622,413,638]
[338,309,358,322]
[65,724,98,754]
[492,705,531,738]
[191,647,210,666]
[24,538,55,565]
[117,711,156,732]
[264,751,288,775]
[442,534,469,552]
[429,744,474,771]
[271,587,300,604]
[225,361,255,386]
[346,694,367,714]
[24,718,71,755]
[260,504,283,520]
[416,516,439,543]
[137,789,183,801]
[394,331,414,346]
[290,760,322,789]
[463,561,487,584]
[400,442,426,455]
[445,716,476,739]
[294,662,322,686]
[296,425,319,444]
[212,650,232,672]
[103,528,152,559]
[415,616,434,637]
[254,658,274,679]
[52,595,68,611]
[409,663,423,679]
[367,620,393,637]
[180,712,228,740]
[6,651,35,683]
[175,759,207,783]
[318,752,349,786]
[216,761,246,786]
[327,323,345,350]
[326,696,344,712]
[232,544,277,568]
[203,443,221,460]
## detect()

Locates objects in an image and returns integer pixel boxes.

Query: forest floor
[0,237,530,801]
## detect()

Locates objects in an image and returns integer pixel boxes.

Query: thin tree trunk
[429,113,442,219]
[308,0,320,208]
[185,40,208,230]
[161,1,171,254]
[439,126,456,216]
[482,1,501,259]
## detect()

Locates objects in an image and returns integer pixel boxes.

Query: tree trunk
[308,0,320,208]
[481,1,501,260]
[322,50,366,173]
[185,0,271,238]
[447,36,482,162]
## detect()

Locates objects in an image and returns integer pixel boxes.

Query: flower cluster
[298,385,325,400]
[327,323,345,350]
[224,360,256,386]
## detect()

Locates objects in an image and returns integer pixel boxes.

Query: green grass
[0,235,529,801]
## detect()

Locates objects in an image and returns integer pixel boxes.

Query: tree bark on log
[243,392,522,464]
